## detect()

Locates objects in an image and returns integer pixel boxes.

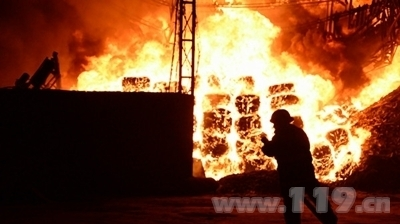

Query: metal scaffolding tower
[176,0,197,95]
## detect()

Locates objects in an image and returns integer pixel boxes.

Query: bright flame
[74,7,400,182]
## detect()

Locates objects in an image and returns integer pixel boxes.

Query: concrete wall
[0,89,194,200]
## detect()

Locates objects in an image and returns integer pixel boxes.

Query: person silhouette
[261,109,337,224]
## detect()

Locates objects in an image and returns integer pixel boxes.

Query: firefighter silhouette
[261,109,337,224]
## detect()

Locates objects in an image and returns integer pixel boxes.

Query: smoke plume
[0,0,168,88]
[263,2,376,98]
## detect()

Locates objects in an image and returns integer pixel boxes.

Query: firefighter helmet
[270,109,294,124]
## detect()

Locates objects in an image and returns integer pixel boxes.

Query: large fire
[74,7,400,182]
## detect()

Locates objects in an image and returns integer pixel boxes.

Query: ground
[1,192,399,224]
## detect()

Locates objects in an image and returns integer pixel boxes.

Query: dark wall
[0,90,194,200]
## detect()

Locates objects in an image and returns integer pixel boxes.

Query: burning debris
[355,85,400,157]
[337,84,400,191]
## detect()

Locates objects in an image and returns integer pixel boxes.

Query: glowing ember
[74,7,400,182]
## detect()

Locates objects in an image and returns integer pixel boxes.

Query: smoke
[0,0,169,88]
[0,0,80,88]
[262,2,376,99]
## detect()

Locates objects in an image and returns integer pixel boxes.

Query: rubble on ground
[334,155,400,192]
[217,170,280,194]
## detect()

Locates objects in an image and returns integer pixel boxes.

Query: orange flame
[74,7,400,182]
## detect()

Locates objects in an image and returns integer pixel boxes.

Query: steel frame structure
[325,0,400,68]
[175,0,197,95]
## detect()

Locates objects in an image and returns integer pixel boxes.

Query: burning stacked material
[202,94,232,158]
[217,85,400,194]
[122,77,181,92]
[234,76,264,171]
[235,94,264,171]
[122,77,150,92]
[313,119,353,180]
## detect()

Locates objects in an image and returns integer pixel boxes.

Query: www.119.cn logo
[211,187,390,213]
